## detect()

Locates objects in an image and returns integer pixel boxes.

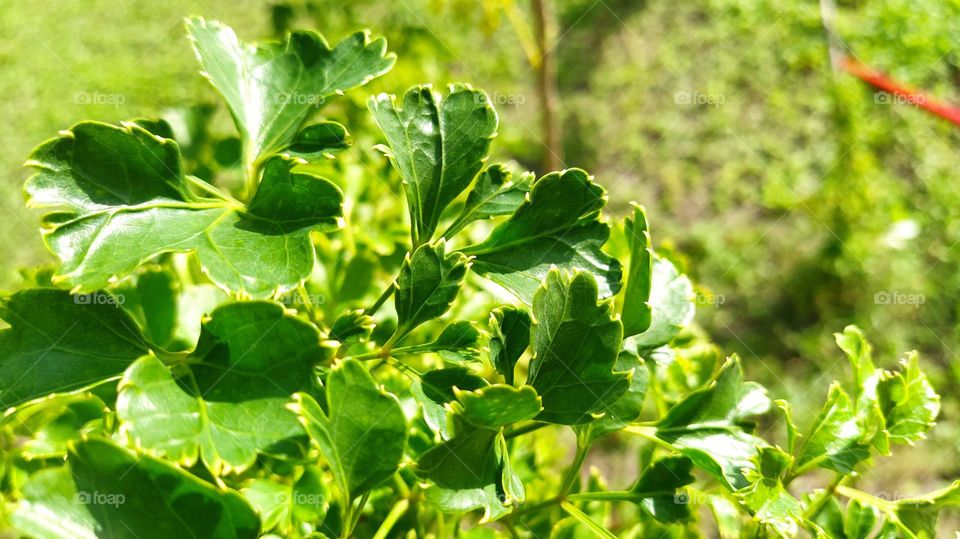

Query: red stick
[840,56,960,126]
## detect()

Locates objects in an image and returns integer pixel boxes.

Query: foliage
[1,15,958,539]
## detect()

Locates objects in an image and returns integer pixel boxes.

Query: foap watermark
[477,92,526,108]
[278,492,326,507]
[674,91,725,108]
[74,91,126,106]
[673,490,710,505]
[695,291,725,307]
[874,291,925,308]
[76,491,126,507]
[874,91,926,107]
[276,292,326,307]
[73,292,126,307]
[275,93,326,106]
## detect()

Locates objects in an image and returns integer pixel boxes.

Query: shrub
[0,17,955,539]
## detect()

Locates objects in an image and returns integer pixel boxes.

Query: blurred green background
[4,0,960,485]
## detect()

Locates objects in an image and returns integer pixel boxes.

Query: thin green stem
[559,501,617,539]
[344,491,371,539]
[186,175,242,205]
[296,283,321,326]
[365,281,396,316]
[371,498,409,539]
[802,474,846,520]
[559,435,592,498]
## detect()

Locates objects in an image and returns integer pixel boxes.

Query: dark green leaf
[450,385,542,428]
[284,121,350,160]
[845,499,879,539]
[393,321,482,364]
[443,165,533,238]
[0,289,149,409]
[632,456,695,523]
[25,122,343,296]
[117,301,328,474]
[394,240,469,338]
[621,203,653,337]
[487,306,531,386]
[579,348,649,442]
[370,85,498,245]
[528,270,629,425]
[68,438,260,539]
[329,309,374,344]
[463,169,622,303]
[413,366,488,440]
[293,359,407,502]
[418,422,523,521]
[187,17,393,168]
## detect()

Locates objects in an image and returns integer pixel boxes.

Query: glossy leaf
[652,356,771,490]
[68,438,260,538]
[394,240,469,338]
[463,169,623,303]
[627,257,695,349]
[417,421,523,522]
[284,121,350,161]
[25,122,343,296]
[487,306,531,386]
[443,165,533,238]
[392,321,482,364]
[795,383,870,475]
[579,348,649,442]
[293,359,407,502]
[117,301,327,474]
[632,456,696,523]
[621,203,653,337]
[370,85,498,245]
[187,17,393,168]
[450,384,542,428]
[528,270,630,424]
[0,289,149,409]
[412,367,488,440]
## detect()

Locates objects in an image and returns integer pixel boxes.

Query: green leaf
[621,204,653,337]
[795,383,870,475]
[117,301,328,474]
[68,438,260,539]
[329,309,374,344]
[835,325,876,393]
[284,121,350,161]
[652,356,771,490]
[528,270,630,425]
[394,240,469,338]
[187,17,393,168]
[443,165,533,238]
[292,359,407,503]
[626,257,694,350]
[450,384,542,428]
[412,366,488,440]
[241,467,328,536]
[417,422,523,522]
[838,481,960,539]
[8,467,97,539]
[579,348,649,442]
[392,321,483,364]
[369,85,498,245]
[632,456,695,523]
[737,447,802,537]
[487,306,531,386]
[25,122,343,297]
[133,267,178,347]
[463,169,623,303]
[0,289,150,409]
[844,499,879,539]
[876,352,940,445]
